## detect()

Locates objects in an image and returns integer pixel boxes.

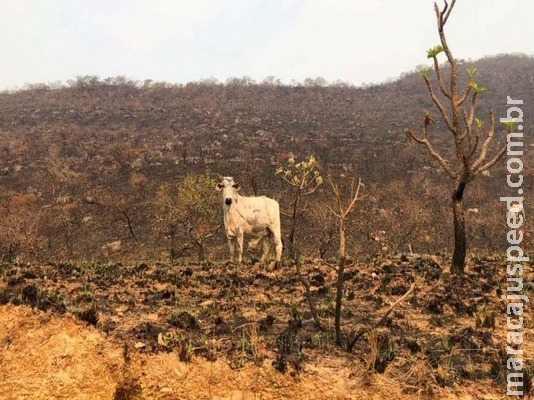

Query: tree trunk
[451,181,466,274]
[289,190,301,260]
[335,256,345,345]
[169,231,177,262]
[121,210,135,239]
[339,220,346,259]
[335,219,346,345]
[295,256,323,331]
[197,242,205,262]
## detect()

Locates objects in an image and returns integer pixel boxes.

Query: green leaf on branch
[276,155,322,190]
[469,81,486,93]
[426,45,444,59]
[502,119,518,128]
[419,67,431,79]
[467,68,478,80]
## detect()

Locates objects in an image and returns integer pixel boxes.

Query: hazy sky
[1,0,533,90]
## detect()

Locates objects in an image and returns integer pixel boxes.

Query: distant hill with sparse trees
[0,54,532,262]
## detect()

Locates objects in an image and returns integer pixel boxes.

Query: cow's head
[216,177,240,206]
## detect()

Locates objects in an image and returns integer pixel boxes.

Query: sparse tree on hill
[405,0,509,274]
[155,173,221,262]
[154,183,183,261]
[0,191,44,263]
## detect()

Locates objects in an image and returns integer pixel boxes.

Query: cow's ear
[215,182,224,191]
[232,183,240,191]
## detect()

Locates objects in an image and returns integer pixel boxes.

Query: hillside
[0,54,533,262]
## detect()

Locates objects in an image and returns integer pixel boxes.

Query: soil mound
[0,305,123,399]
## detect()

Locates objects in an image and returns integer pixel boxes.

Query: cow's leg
[273,230,283,262]
[260,237,270,262]
[227,236,236,262]
[236,233,244,264]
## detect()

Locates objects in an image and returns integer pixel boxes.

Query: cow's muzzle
[225,198,232,205]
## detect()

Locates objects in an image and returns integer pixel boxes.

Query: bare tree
[0,191,44,263]
[154,183,185,262]
[327,176,363,345]
[405,0,508,274]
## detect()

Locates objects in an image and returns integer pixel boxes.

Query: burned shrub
[20,284,66,313]
[75,305,99,326]
[167,310,200,330]
[413,257,442,282]
[259,314,275,333]
[372,334,395,374]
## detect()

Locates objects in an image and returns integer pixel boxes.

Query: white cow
[216,177,282,263]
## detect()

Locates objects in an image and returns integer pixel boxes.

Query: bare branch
[343,178,362,219]
[471,111,496,171]
[391,223,420,254]
[348,283,416,351]
[459,99,478,161]
[319,258,340,272]
[468,133,479,161]
[405,128,425,144]
[325,203,342,219]
[327,175,343,214]
[434,1,444,23]
[327,176,363,220]
[466,91,478,136]
[435,1,456,67]
[443,0,456,25]
[474,143,507,176]
[201,223,223,242]
[432,57,451,99]
[422,75,454,133]
[303,184,321,196]
[406,129,457,178]
[457,85,472,107]
[435,0,459,133]
[278,175,295,186]
[460,109,472,143]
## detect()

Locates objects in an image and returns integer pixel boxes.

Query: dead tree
[405,0,508,274]
[327,176,363,345]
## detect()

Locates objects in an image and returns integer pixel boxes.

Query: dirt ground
[0,257,531,399]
